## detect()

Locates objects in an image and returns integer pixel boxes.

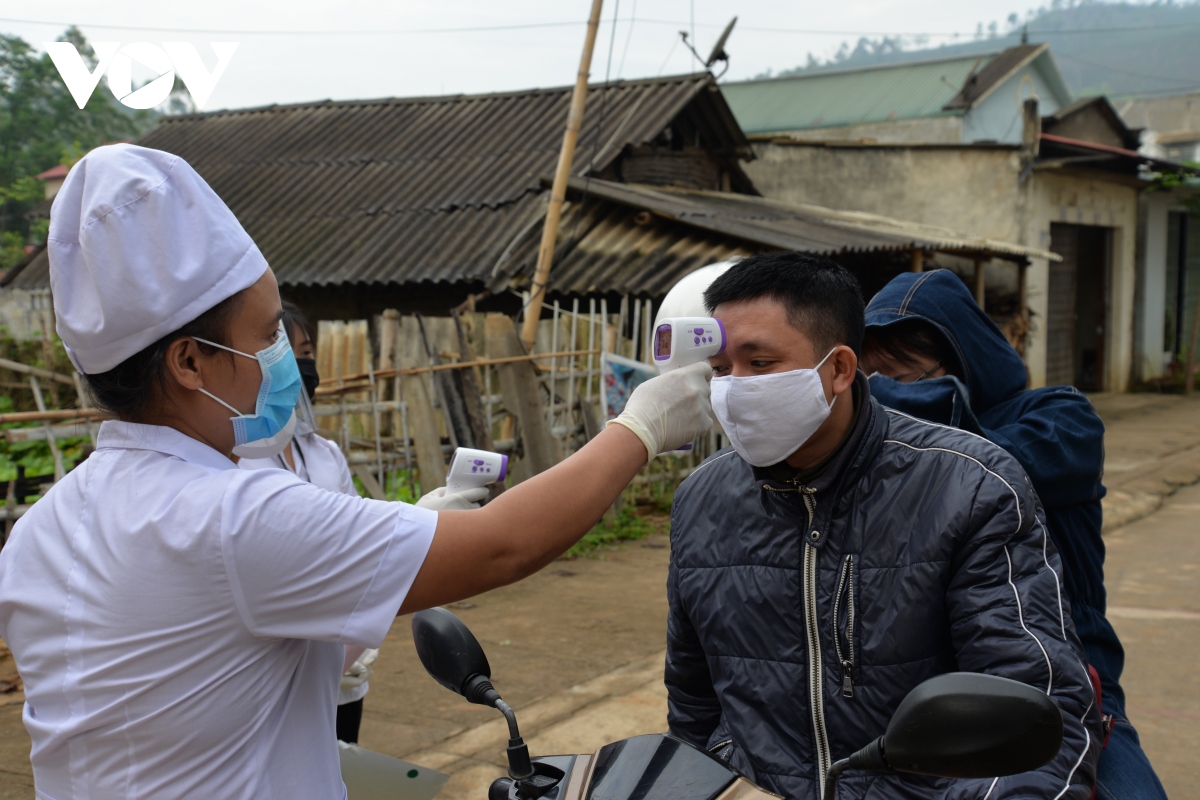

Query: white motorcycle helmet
[653,259,739,330]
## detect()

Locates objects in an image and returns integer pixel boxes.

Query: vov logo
[44,42,238,111]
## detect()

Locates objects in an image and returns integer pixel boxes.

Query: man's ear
[830,345,858,396]
[163,338,206,392]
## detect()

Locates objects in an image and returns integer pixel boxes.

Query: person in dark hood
[862,269,1166,800]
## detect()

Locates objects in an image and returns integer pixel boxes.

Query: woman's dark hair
[281,300,314,349]
[82,293,243,422]
[862,318,962,379]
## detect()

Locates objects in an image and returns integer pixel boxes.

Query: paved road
[1105,481,1200,799]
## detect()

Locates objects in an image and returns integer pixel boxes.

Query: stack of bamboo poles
[314,298,719,501]
[0,358,99,537]
[0,298,719,520]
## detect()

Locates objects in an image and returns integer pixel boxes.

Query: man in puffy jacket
[860,268,1166,800]
[666,252,1101,800]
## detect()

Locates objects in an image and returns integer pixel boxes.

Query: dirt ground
[0,532,677,798]
[358,532,674,759]
[0,393,1198,798]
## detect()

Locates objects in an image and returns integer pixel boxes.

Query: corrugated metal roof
[125,72,749,288]
[721,49,1012,135]
[5,247,48,291]
[485,177,1058,298]
[550,179,1060,261]
[941,45,1045,110]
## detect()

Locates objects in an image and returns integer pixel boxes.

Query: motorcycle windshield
[585,734,737,800]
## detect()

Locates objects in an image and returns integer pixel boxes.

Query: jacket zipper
[833,554,855,698]
[800,487,831,799]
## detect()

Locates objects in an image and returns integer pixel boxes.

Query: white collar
[96,420,237,472]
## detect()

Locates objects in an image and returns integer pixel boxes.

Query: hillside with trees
[752,1,1200,100]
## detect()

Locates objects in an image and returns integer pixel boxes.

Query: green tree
[0,27,162,272]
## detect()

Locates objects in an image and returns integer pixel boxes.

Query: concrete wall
[0,289,54,341]
[963,63,1064,145]
[1136,189,1197,381]
[745,142,1140,390]
[771,116,962,145]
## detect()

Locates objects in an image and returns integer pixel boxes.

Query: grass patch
[564,505,670,559]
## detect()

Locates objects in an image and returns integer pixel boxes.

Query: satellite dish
[706,17,737,67]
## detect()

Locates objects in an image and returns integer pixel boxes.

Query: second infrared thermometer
[445,448,509,495]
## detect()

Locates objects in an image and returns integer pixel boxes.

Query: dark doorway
[1047,224,1111,390]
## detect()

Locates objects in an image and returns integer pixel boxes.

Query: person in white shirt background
[0,143,713,799]
[238,301,469,745]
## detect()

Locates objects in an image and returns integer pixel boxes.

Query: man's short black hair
[703,252,865,355]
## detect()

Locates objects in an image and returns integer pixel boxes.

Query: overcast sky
[5,0,1050,111]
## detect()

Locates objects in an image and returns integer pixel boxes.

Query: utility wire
[1055,53,1200,86]
[655,34,681,77]
[3,14,1198,38]
[617,0,637,78]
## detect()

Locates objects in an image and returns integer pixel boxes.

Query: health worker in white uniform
[238,301,457,745]
[0,144,714,800]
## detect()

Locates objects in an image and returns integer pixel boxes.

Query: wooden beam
[910,249,924,273]
[487,314,562,480]
[403,368,447,491]
[0,358,76,386]
[314,349,601,396]
[0,408,105,425]
[973,258,987,308]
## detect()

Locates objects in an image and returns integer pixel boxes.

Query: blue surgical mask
[194,329,302,459]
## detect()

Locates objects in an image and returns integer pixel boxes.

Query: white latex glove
[607,361,714,458]
[340,648,379,691]
[415,486,490,511]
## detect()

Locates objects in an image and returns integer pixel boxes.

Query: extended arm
[399,363,713,614]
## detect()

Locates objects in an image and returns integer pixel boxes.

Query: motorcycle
[411,608,1064,800]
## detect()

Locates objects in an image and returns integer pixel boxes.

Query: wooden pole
[1185,277,1200,396]
[0,408,105,425]
[973,258,986,308]
[910,249,924,273]
[519,0,605,351]
[28,376,65,481]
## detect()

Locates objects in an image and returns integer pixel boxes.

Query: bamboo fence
[0,298,724,515]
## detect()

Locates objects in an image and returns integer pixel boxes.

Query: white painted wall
[0,288,54,342]
[962,63,1065,145]
[1138,193,1172,380]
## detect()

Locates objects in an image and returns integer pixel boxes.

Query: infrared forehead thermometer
[652,317,726,451]
[445,448,509,494]
[653,317,727,374]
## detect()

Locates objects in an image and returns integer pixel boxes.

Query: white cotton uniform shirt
[0,421,437,799]
[239,429,371,705]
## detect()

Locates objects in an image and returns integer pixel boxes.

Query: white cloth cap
[48,143,268,374]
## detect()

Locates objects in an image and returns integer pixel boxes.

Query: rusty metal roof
[486,177,1058,299]
[11,174,1058,299]
[121,72,748,289]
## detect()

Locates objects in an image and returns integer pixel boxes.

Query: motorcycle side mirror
[824,672,1063,800]
[411,607,492,700]
[411,608,538,783]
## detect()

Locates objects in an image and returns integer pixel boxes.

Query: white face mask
[711,348,838,467]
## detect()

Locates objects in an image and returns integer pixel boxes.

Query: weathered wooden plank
[485,314,561,481]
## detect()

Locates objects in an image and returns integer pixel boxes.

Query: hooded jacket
[863,270,1123,715]
[666,374,1101,800]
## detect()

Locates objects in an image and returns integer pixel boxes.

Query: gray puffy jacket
[666,376,1101,800]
